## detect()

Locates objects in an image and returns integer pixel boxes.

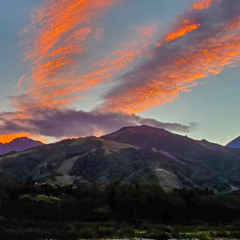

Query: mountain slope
[0,137,43,155]
[0,126,240,192]
[226,136,240,149]
[102,125,240,190]
[0,136,192,191]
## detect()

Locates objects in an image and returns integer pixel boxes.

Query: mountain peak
[226,136,240,149]
[117,125,167,134]
[101,124,183,151]
[102,125,170,146]
[102,124,235,159]
[0,137,43,155]
[10,137,34,142]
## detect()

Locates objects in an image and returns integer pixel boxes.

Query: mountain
[102,125,240,191]
[226,136,240,149]
[0,137,43,155]
[0,126,240,193]
[0,136,188,191]
[102,125,240,166]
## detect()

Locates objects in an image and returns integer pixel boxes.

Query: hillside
[0,126,240,192]
[0,137,43,155]
[0,136,189,191]
[102,125,240,191]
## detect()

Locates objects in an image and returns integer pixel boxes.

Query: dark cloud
[0,107,197,139]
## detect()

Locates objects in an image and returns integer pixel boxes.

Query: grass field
[1,220,240,239]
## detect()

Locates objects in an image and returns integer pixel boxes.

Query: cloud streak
[23,0,117,107]
[191,0,219,10]
[21,0,155,109]
[99,0,240,113]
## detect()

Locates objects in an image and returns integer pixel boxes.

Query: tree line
[0,174,240,224]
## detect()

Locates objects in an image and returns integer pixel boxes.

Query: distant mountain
[0,137,43,155]
[0,126,240,193]
[226,136,240,149]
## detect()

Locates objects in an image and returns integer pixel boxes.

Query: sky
[0,0,240,145]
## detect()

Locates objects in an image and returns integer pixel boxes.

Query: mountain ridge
[0,137,43,155]
[0,125,240,192]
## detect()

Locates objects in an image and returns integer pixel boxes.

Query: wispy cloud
[191,0,219,10]
[99,0,240,113]
[22,0,117,107]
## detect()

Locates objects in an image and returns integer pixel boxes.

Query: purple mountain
[0,137,43,155]
[226,136,240,149]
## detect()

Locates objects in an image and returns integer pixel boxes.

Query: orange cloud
[31,45,144,108]
[154,0,220,48]
[101,36,240,113]
[99,50,137,72]
[23,0,116,108]
[155,19,200,47]
[99,1,240,114]
[141,27,153,37]
[17,76,25,89]
[164,19,200,42]
[192,0,219,10]
[17,0,159,114]
[78,30,156,92]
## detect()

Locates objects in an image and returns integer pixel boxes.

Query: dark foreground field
[1,220,240,240]
[1,176,240,239]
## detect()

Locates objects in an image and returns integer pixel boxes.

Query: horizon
[0,124,237,147]
[0,0,240,145]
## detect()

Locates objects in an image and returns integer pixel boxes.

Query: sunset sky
[0,0,240,145]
